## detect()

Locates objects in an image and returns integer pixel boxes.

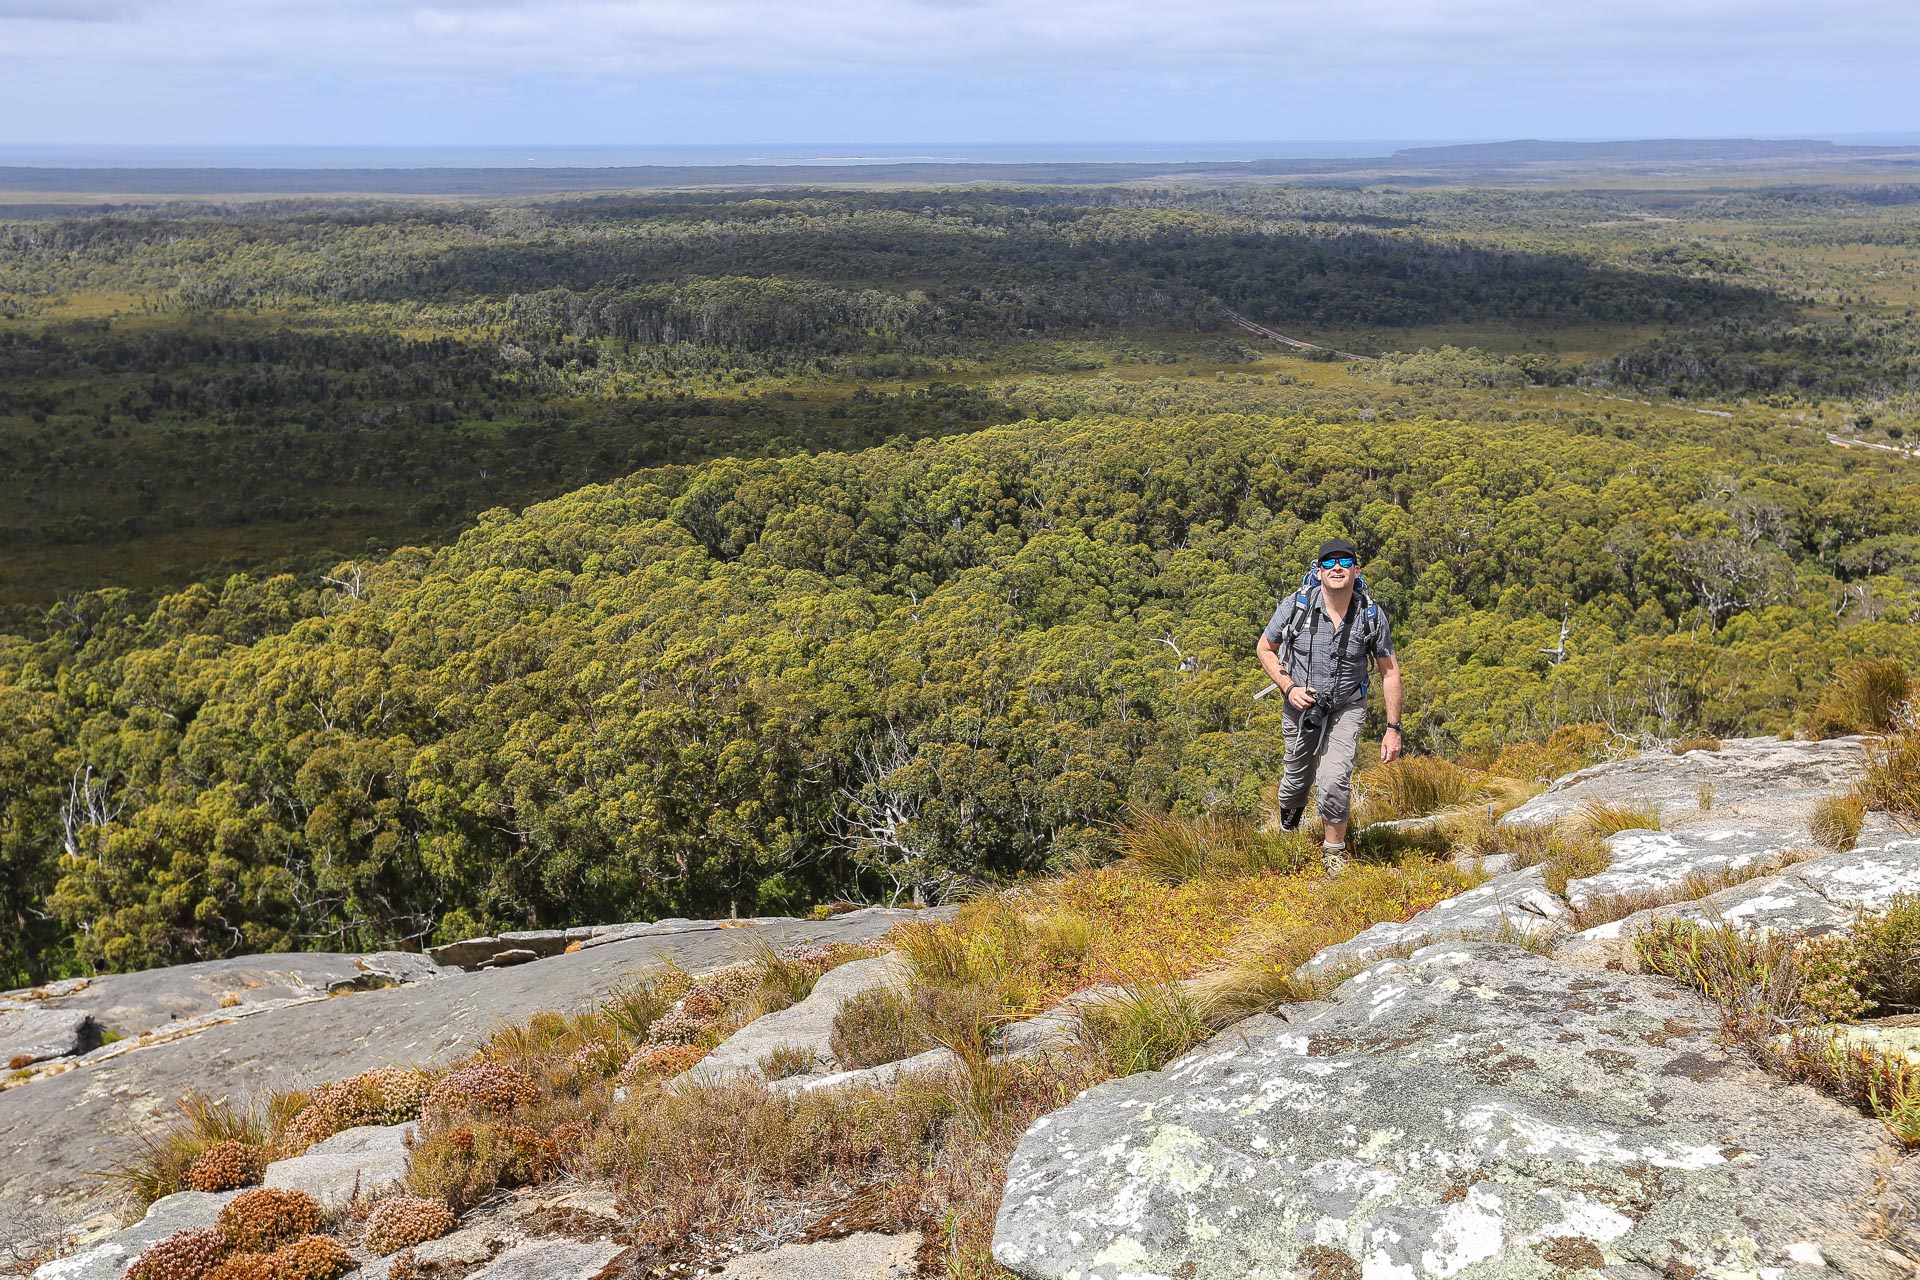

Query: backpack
[1272,565,1384,658]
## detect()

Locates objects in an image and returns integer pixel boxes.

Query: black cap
[1316,538,1358,564]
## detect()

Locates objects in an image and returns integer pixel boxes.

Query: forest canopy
[2,406,1914,984]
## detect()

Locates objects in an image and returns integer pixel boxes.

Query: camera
[1297,686,1323,735]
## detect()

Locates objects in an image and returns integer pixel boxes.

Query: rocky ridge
[12,736,1919,1279]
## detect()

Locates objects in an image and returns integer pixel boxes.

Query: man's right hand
[1286,685,1318,712]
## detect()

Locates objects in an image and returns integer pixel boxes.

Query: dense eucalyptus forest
[1,179,1918,983]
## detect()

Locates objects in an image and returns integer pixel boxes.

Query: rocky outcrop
[1502,734,1873,835]
[685,952,911,1084]
[710,1231,919,1278]
[0,1006,92,1067]
[263,1122,414,1210]
[1562,836,1920,964]
[0,907,929,1242]
[1300,864,1565,978]
[994,941,1917,1279]
[30,1191,236,1280]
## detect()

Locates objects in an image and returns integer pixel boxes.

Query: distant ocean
[0,142,1452,170]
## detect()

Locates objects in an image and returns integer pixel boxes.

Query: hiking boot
[1279,806,1305,832]
[1321,843,1349,877]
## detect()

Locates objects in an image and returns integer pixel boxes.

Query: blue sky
[1,0,1912,147]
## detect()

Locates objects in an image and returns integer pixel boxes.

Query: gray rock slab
[467,1239,626,1280]
[0,909,926,1241]
[1298,864,1566,979]
[993,941,1914,1280]
[775,1047,957,1095]
[1563,837,1920,962]
[263,1121,413,1210]
[6,954,374,1039]
[30,1190,236,1280]
[1562,828,1801,914]
[1502,735,1872,837]
[712,1232,920,1279]
[684,951,911,1084]
[0,1007,91,1066]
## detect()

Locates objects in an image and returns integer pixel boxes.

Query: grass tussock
[1488,723,1615,785]
[1353,756,1494,824]
[103,1091,275,1214]
[1810,793,1867,852]
[1075,980,1214,1077]
[1861,710,1920,828]
[1115,808,1306,886]
[1805,657,1913,739]
[1672,736,1723,754]
[1572,798,1661,838]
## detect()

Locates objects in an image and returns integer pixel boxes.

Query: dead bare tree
[59,765,123,862]
[830,728,957,908]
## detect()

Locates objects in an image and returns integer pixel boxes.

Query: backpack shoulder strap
[1275,583,1319,650]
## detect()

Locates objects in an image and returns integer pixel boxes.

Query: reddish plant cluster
[362,1195,457,1254]
[424,1062,540,1119]
[183,1140,267,1193]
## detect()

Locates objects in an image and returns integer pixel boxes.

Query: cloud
[1,0,1910,144]
[0,0,134,18]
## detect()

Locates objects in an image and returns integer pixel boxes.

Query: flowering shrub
[183,1141,267,1192]
[126,1229,227,1280]
[363,1195,457,1254]
[424,1063,539,1119]
[216,1188,322,1253]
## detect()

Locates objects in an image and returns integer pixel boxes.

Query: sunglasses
[1318,555,1357,569]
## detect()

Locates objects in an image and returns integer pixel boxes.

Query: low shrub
[1809,793,1866,852]
[1672,737,1723,754]
[423,1063,539,1120]
[829,985,928,1070]
[204,1253,273,1280]
[1854,891,1920,1012]
[215,1189,322,1254]
[1632,917,1803,1040]
[1805,657,1912,738]
[405,1121,557,1213]
[619,1043,706,1082]
[264,1235,355,1280]
[1778,1027,1920,1148]
[126,1228,227,1280]
[182,1141,267,1193]
[282,1068,432,1153]
[362,1195,457,1254]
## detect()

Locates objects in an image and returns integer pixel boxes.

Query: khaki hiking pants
[1277,701,1367,826]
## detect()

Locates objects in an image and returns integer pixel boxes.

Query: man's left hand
[1380,728,1404,763]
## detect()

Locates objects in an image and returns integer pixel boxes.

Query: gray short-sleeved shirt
[1262,592,1394,709]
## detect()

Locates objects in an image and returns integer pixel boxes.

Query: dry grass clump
[361,1195,456,1254]
[1861,710,1920,826]
[107,1091,273,1213]
[756,1045,818,1080]
[216,1189,322,1254]
[1672,736,1723,754]
[182,1141,267,1193]
[1115,808,1304,885]
[1450,815,1612,896]
[126,1229,227,1280]
[829,985,930,1070]
[1810,793,1867,852]
[1777,1027,1920,1147]
[1805,657,1912,739]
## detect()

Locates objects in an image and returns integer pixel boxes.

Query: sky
[1,0,1914,149]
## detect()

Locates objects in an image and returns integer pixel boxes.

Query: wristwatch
[1385,721,1403,732]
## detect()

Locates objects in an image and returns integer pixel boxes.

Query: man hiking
[1256,538,1404,875]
